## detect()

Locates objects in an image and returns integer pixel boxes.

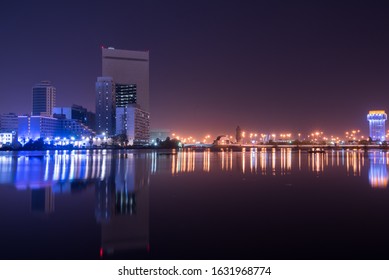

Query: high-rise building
[367,110,387,142]
[96,77,116,136]
[102,47,149,112]
[32,81,56,117]
[96,47,150,143]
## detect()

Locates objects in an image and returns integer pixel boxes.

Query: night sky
[1,0,389,138]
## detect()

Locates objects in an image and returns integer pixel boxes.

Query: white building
[0,132,15,145]
[116,105,150,145]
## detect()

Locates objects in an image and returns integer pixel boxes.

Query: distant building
[96,47,150,143]
[116,105,150,145]
[62,119,95,139]
[17,115,94,142]
[32,81,56,117]
[86,111,96,132]
[367,110,387,142]
[96,77,116,136]
[214,135,233,145]
[0,113,18,132]
[236,126,242,143]
[70,104,88,123]
[53,104,96,132]
[18,116,61,141]
[53,107,72,120]
[0,132,16,145]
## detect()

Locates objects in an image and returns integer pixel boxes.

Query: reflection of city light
[286,148,292,172]
[101,153,106,180]
[280,148,284,175]
[369,152,388,188]
[202,150,210,172]
[2,149,389,191]
[298,149,301,170]
[221,150,225,171]
[44,155,50,181]
[229,151,233,171]
[250,148,257,173]
[172,153,176,175]
[242,149,246,174]
[151,151,157,174]
[192,150,196,172]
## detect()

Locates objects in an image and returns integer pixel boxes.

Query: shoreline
[0,144,388,152]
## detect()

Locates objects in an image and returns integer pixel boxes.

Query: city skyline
[1,1,389,137]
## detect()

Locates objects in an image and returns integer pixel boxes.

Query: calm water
[1,148,389,259]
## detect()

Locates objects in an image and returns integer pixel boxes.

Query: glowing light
[369,110,386,115]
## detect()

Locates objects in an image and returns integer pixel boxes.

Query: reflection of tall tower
[95,154,117,222]
[369,152,388,188]
[96,153,150,256]
[30,187,55,213]
[367,110,387,142]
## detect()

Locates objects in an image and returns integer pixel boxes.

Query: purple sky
[1,0,389,138]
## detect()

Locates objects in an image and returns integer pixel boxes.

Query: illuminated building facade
[367,110,387,142]
[18,115,93,142]
[18,116,61,140]
[0,132,15,145]
[54,104,93,126]
[0,113,18,132]
[96,77,116,136]
[62,119,95,138]
[32,81,56,117]
[116,84,137,108]
[116,105,150,145]
[53,105,96,136]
